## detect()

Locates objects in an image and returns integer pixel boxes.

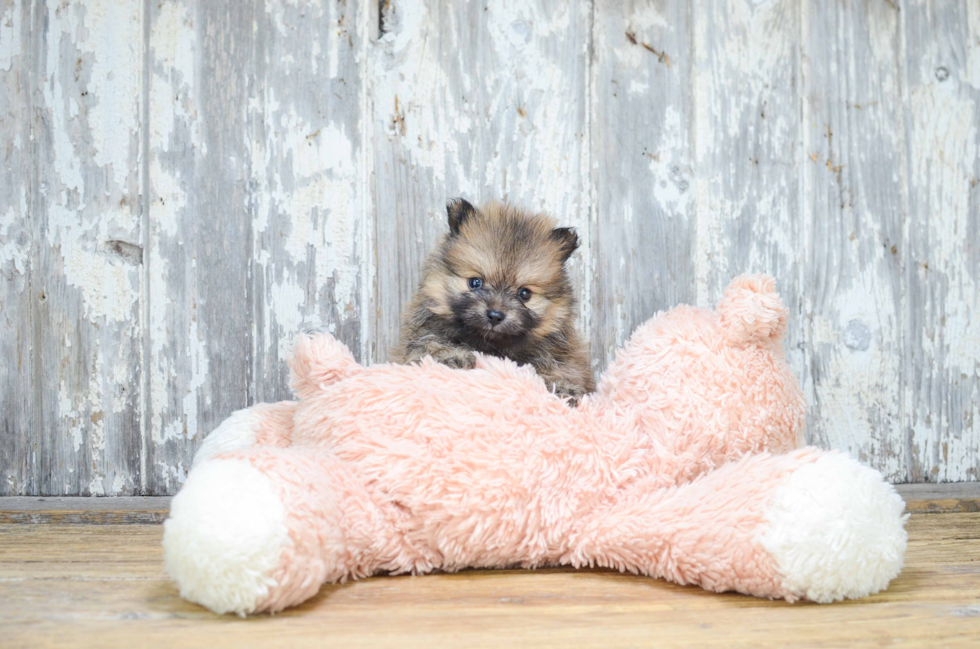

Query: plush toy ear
[447,197,477,235]
[288,333,361,401]
[551,227,579,263]
[717,274,789,345]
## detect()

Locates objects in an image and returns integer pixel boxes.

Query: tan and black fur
[392,199,594,403]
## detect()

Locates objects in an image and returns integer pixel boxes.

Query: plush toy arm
[563,448,907,603]
[164,446,425,615]
[192,401,297,466]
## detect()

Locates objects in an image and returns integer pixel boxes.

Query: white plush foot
[761,451,908,603]
[163,459,287,615]
[192,408,267,466]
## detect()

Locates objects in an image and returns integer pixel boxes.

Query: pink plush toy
[163,275,907,616]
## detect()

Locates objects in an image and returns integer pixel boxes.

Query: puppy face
[422,199,578,348]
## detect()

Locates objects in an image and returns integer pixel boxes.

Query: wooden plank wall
[0,0,977,495]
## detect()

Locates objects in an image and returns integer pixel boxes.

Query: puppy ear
[447,198,476,235]
[551,227,579,263]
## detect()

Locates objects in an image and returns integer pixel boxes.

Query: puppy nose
[486,309,506,325]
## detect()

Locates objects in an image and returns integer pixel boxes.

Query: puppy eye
[518,287,532,302]
[468,278,483,290]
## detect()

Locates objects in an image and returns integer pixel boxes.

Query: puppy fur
[392,199,595,403]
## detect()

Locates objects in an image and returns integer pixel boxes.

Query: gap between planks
[0,483,977,524]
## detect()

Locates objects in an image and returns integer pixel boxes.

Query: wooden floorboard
[0,512,978,647]
[2,482,978,524]
[0,497,171,524]
[897,483,980,514]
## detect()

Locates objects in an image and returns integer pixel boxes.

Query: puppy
[392,198,594,403]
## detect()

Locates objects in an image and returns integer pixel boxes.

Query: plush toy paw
[166,446,389,616]
[761,451,908,603]
[163,458,289,616]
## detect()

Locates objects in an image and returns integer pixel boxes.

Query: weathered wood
[0,0,34,495]
[589,0,696,369]
[30,0,145,496]
[897,482,980,514]
[0,509,168,524]
[1,482,977,525]
[249,0,368,397]
[691,0,804,380]
[800,0,908,481]
[370,0,592,362]
[903,0,980,483]
[0,496,171,523]
[144,0,255,493]
[2,0,979,492]
[2,515,980,647]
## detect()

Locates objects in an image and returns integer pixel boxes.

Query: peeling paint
[249,0,366,406]
[798,0,911,482]
[15,0,146,496]
[4,0,979,494]
[180,318,210,443]
[905,0,980,482]
[0,199,29,275]
[81,1,141,187]
[0,2,21,73]
[693,1,799,310]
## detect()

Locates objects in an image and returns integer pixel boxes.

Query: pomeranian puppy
[392,198,594,403]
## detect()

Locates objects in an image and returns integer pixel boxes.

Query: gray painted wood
[801,0,908,481]
[144,0,253,493]
[1,0,978,493]
[3,482,979,522]
[249,0,367,399]
[590,0,696,369]
[690,0,804,382]
[894,481,980,508]
[1,482,978,523]
[30,0,145,496]
[903,0,980,482]
[0,495,170,524]
[0,0,35,495]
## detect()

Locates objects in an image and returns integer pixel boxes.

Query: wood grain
[589,0,696,370]
[1,514,978,648]
[691,0,804,379]
[0,496,171,523]
[801,0,908,480]
[144,0,255,493]
[897,482,980,514]
[1,0,979,493]
[902,0,980,483]
[1,483,976,526]
[0,0,34,495]
[30,0,145,496]
[249,0,368,396]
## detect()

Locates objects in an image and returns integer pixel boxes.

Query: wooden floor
[2,491,980,648]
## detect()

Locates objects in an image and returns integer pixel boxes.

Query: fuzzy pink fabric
[564,448,825,601]
[190,275,816,613]
[248,401,297,448]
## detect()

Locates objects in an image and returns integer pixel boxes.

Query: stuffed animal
[163,275,908,616]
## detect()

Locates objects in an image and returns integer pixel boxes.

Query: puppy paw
[550,380,586,407]
[440,350,477,370]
